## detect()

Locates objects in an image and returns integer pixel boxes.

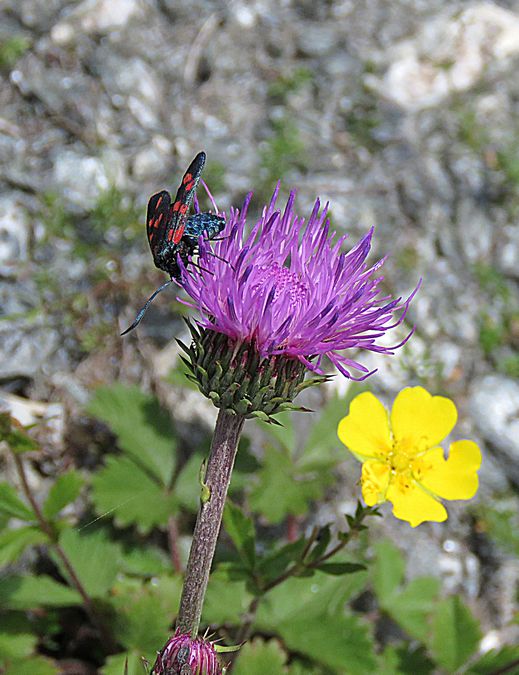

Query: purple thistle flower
[151,629,222,674]
[180,184,418,381]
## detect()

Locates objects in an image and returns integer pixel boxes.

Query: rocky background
[1,0,519,662]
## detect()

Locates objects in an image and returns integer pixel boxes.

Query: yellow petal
[387,476,447,527]
[391,387,457,452]
[337,392,392,461]
[418,440,482,500]
[361,460,391,505]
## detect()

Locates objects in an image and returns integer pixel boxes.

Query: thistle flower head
[179,185,417,420]
[151,629,222,674]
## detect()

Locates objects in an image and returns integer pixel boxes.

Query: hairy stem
[176,409,245,636]
[12,452,116,651]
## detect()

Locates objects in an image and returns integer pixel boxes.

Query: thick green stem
[176,409,245,636]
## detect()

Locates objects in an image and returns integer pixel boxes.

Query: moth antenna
[120,280,173,335]
[189,260,213,275]
[204,249,236,271]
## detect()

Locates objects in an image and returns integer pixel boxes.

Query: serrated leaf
[87,384,177,485]
[91,455,176,534]
[316,562,366,576]
[0,483,35,521]
[372,539,405,604]
[429,596,481,671]
[387,577,440,642]
[56,528,120,598]
[203,569,253,626]
[280,609,375,674]
[0,526,47,566]
[4,656,58,675]
[379,644,435,675]
[42,471,83,520]
[302,393,356,461]
[119,544,171,577]
[466,645,519,674]
[249,445,331,524]
[110,576,182,655]
[233,638,288,675]
[255,572,375,674]
[0,575,81,609]
[224,501,256,570]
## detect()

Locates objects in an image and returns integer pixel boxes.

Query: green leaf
[119,544,171,577]
[305,525,331,563]
[0,412,39,454]
[203,569,253,625]
[372,539,405,604]
[0,526,47,566]
[0,483,35,521]
[255,571,374,674]
[42,471,83,520]
[467,645,519,674]
[173,452,205,513]
[316,562,366,576]
[429,596,481,672]
[302,392,358,462]
[101,651,147,675]
[387,577,440,642]
[258,412,295,451]
[249,445,331,524]
[233,639,288,675]
[0,575,81,609]
[256,538,307,585]
[88,384,177,485]
[224,501,256,570]
[110,576,182,655]
[56,528,120,598]
[91,455,176,534]
[0,630,37,660]
[4,656,58,675]
[379,644,434,675]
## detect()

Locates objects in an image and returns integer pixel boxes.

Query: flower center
[256,263,309,307]
[389,447,411,474]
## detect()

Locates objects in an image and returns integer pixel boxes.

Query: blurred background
[1,0,519,673]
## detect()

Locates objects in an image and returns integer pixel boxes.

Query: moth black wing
[146,190,172,262]
[167,151,206,246]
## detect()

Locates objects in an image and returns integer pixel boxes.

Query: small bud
[152,629,222,675]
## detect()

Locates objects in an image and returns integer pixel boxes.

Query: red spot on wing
[173,201,181,212]
[180,204,188,215]
[157,213,163,225]
[185,180,195,191]
[173,224,185,244]
[183,172,193,185]
[156,196,163,208]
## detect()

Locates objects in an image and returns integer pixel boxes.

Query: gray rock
[469,375,519,484]
[0,195,30,271]
[52,148,127,209]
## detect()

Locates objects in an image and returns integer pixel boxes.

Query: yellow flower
[337,387,482,527]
